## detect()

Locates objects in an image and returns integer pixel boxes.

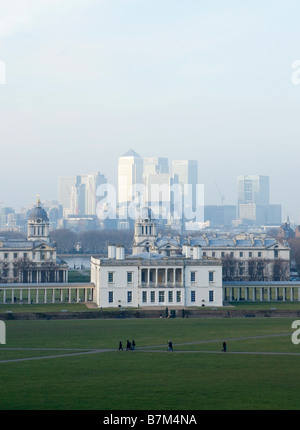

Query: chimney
[193,245,202,260]
[116,245,125,260]
[108,244,116,259]
[182,244,191,258]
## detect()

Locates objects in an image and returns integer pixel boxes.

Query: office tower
[70,183,86,216]
[58,172,107,217]
[171,160,198,217]
[144,173,173,219]
[237,175,269,207]
[143,157,169,179]
[81,172,107,215]
[58,175,81,216]
[118,149,144,206]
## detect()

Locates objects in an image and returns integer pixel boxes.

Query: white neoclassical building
[91,209,223,308]
[0,197,68,284]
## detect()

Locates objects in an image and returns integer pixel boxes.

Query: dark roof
[28,201,49,222]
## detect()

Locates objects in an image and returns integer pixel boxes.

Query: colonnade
[0,283,94,304]
[141,268,183,287]
[224,282,300,302]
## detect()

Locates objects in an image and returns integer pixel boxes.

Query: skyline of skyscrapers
[58,172,107,217]
[55,152,282,229]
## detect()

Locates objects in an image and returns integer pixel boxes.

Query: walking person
[222,341,227,352]
[168,340,174,351]
[118,341,123,351]
[131,339,136,350]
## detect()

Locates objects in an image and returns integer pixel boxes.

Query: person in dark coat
[222,342,227,352]
[168,340,174,351]
[126,340,131,351]
[131,339,136,350]
[118,341,123,351]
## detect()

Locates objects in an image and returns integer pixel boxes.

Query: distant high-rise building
[237,175,269,207]
[144,173,173,219]
[81,172,107,215]
[118,149,143,206]
[171,160,198,217]
[58,175,81,217]
[70,183,86,216]
[237,175,281,225]
[143,157,169,179]
[58,172,107,218]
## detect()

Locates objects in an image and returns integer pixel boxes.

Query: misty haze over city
[1,0,300,223]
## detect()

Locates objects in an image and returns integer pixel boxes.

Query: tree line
[49,228,133,255]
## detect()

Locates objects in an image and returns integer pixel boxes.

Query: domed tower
[132,207,158,254]
[27,196,50,242]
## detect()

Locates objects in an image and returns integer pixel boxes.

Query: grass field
[0,316,300,410]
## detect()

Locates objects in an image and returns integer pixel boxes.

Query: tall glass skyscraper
[237,175,269,207]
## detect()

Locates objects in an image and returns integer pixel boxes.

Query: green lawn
[0,317,300,410]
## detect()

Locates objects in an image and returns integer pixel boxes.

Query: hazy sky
[1,0,300,221]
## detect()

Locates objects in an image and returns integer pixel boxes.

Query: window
[176,291,181,303]
[142,291,147,303]
[191,291,196,302]
[212,252,215,257]
[151,291,155,303]
[24,253,28,259]
[239,252,243,257]
[191,271,196,282]
[4,253,8,260]
[159,291,165,303]
[108,272,114,283]
[13,253,18,259]
[221,252,225,257]
[230,252,234,257]
[209,272,214,282]
[249,252,252,257]
[202,252,206,257]
[168,291,173,303]
[127,291,132,303]
[127,272,133,283]
[209,290,214,302]
[108,291,113,303]
[274,250,279,258]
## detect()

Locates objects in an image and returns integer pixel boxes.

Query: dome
[28,197,49,222]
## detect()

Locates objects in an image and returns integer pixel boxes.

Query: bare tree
[222,255,239,281]
[272,258,290,281]
[288,238,300,278]
[247,258,268,281]
[13,257,35,283]
[49,229,77,254]
[41,261,57,282]
[0,261,9,283]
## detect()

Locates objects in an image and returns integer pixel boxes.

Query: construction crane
[213,180,225,205]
